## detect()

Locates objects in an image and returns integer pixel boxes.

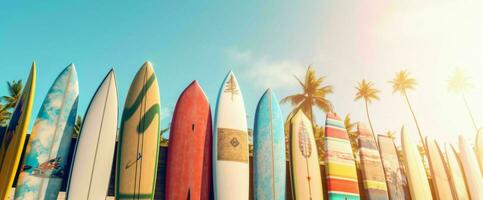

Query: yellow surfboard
[115,62,161,200]
[0,63,36,200]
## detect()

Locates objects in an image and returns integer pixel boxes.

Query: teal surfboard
[14,64,79,200]
[253,89,286,200]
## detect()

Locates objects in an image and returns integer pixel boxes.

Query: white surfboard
[401,127,433,200]
[290,110,323,200]
[67,70,118,200]
[213,71,249,200]
[458,135,483,199]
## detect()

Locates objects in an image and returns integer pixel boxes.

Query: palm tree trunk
[403,91,424,145]
[364,100,378,144]
[462,93,478,132]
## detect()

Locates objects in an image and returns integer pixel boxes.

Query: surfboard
[476,129,483,174]
[377,135,410,200]
[357,123,389,200]
[0,63,36,200]
[115,62,161,200]
[14,64,78,200]
[400,127,433,200]
[165,81,212,200]
[67,70,118,200]
[253,89,286,200]
[458,135,483,199]
[289,110,323,200]
[325,112,360,200]
[445,144,470,200]
[425,137,455,200]
[213,71,249,200]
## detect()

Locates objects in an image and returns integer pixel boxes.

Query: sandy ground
[7,188,115,200]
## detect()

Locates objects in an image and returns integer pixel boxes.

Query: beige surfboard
[401,127,433,200]
[290,110,323,200]
[458,135,483,200]
[115,62,161,200]
[445,144,470,200]
[425,137,455,200]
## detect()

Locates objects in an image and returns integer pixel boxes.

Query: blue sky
[1,1,482,144]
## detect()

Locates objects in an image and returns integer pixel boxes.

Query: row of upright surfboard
[0,61,482,200]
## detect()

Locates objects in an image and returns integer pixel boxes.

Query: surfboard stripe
[326,178,360,193]
[325,163,358,179]
[326,128,351,140]
[328,193,360,200]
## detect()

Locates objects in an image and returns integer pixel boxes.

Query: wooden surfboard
[458,135,483,199]
[325,112,360,200]
[357,123,389,200]
[0,63,36,200]
[377,135,410,200]
[253,89,286,200]
[290,110,323,200]
[425,137,455,200]
[213,71,249,200]
[400,127,432,200]
[67,70,118,200]
[445,144,470,200]
[165,81,212,200]
[476,129,483,174]
[115,62,161,200]
[14,64,78,200]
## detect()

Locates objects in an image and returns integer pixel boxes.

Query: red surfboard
[165,81,213,200]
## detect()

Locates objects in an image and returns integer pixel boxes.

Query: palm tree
[448,69,478,132]
[0,104,10,126]
[72,115,83,138]
[344,114,359,159]
[281,65,333,123]
[354,79,380,137]
[390,70,424,145]
[159,127,170,147]
[385,130,396,141]
[1,80,23,110]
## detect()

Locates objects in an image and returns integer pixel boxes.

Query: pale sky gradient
[1,1,482,146]
[226,1,483,146]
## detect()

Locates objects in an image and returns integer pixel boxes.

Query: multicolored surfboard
[425,137,455,199]
[377,135,410,200]
[253,89,286,200]
[445,144,470,200]
[165,81,212,200]
[14,64,78,200]
[0,63,36,200]
[290,110,323,200]
[324,112,360,200]
[400,127,433,200]
[213,71,249,200]
[357,123,389,200]
[115,62,161,200]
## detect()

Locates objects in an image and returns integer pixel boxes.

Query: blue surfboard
[14,64,79,200]
[253,89,286,200]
